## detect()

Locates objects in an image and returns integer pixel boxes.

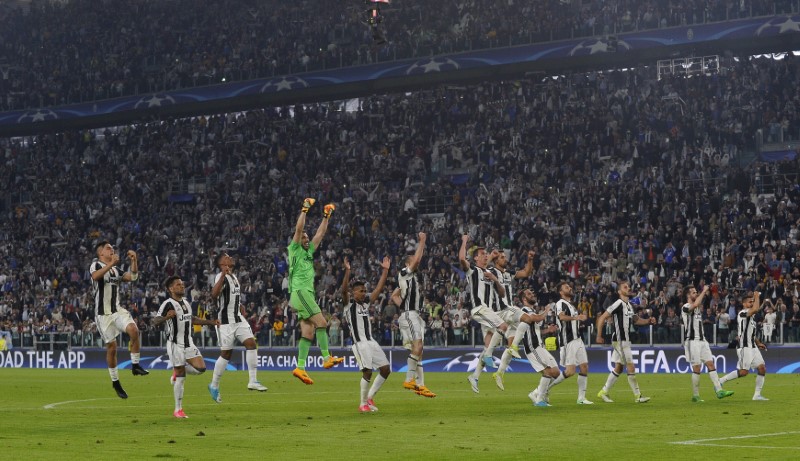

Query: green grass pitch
[2,369,799,460]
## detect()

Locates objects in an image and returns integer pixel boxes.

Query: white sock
[627,374,641,396]
[755,374,765,396]
[497,349,512,374]
[577,374,588,400]
[548,371,567,389]
[360,376,370,405]
[513,323,529,346]
[417,365,425,387]
[246,349,258,383]
[174,376,185,411]
[185,364,202,375]
[691,372,700,395]
[211,357,228,388]
[108,367,119,382]
[538,376,553,400]
[130,353,140,364]
[709,370,722,392]
[720,370,738,384]
[472,350,486,379]
[406,355,419,382]
[603,371,619,392]
[485,332,502,359]
[368,375,387,400]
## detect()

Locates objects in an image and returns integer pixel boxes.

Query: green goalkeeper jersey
[287,240,316,293]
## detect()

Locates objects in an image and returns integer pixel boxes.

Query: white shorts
[471,305,505,333]
[559,339,588,367]
[684,339,714,366]
[96,309,135,344]
[218,321,255,350]
[399,310,425,348]
[498,306,523,332]
[736,347,765,370]
[167,341,201,367]
[525,346,559,372]
[352,340,390,370]
[610,341,634,365]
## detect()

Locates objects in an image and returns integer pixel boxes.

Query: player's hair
[215,252,229,267]
[164,275,181,290]
[472,246,486,260]
[682,285,694,300]
[95,240,110,255]
[352,280,366,290]
[555,281,570,294]
[741,291,754,302]
[616,280,630,293]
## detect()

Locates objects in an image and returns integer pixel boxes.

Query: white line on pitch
[671,431,800,449]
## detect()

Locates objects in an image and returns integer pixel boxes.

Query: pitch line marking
[670,431,800,449]
[44,398,118,409]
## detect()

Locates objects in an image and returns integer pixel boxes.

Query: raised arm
[341,257,351,305]
[515,250,536,279]
[408,232,426,272]
[310,203,336,249]
[745,291,762,317]
[688,285,710,311]
[369,256,391,303]
[458,234,470,270]
[293,198,315,243]
[211,265,229,300]
[120,250,139,282]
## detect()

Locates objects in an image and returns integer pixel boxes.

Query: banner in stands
[2,347,799,374]
[1,15,798,130]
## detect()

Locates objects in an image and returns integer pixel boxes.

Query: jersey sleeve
[213,273,223,286]
[605,299,621,314]
[156,300,174,318]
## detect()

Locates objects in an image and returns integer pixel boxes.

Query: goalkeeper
[288,198,344,385]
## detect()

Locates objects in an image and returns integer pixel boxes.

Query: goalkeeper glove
[301,198,316,213]
[323,203,336,219]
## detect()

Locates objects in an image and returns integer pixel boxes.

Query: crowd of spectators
[0,0,796,110]
[1,51,800,351]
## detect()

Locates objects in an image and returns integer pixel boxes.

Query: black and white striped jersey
[90,260,123,316]
[214,272,243,324]
[605,298,635,342]
[343,300,373,343]
[520,306,545,353]
[555,299,581,344]
[465,262,493,310]
[398,265,422,312]
[737,310,758,348]
[681,303,705,341]
[490,267,515,312]
[157,298,194,347]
